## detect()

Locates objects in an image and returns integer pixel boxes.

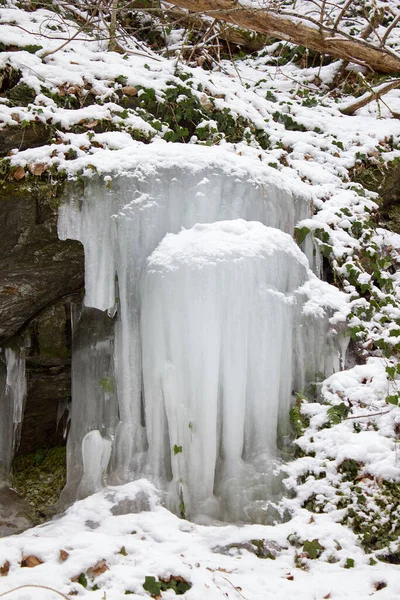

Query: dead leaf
[199,94,213,111]
[122,86,138,97]
[0,560,10,576]
[12,166,25,180]
[28,162,48,176]
[82,119,98,128]
[86,559,109,577]
[373,581,387,591]
[21,555,43,568]
[59,550,69,562]
[323,594,331,599]
[11,112,20,123]
[282,572,294,581]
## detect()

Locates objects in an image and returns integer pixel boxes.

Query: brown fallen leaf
[86,559,109,577]
[323,593,331,599]
[21,555,43,568]
[12,166,25,180]
[59,550,69,562]
[122,86,138,97]
[0,560,10,576]
[282,572,294,581]
[82,119,98,128]
[28,162,48,176]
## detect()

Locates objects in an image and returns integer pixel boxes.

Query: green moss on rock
[12,446,66,519]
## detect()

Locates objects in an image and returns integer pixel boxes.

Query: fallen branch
[339,78,400,116]
[164,0,400,73]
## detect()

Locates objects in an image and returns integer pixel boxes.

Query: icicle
[0,349,26,485]
[60,304,118,505]
[5,349,26,455]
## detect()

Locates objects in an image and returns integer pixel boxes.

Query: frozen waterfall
[59,153,345,522]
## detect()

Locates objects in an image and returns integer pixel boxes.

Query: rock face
[0,180,84,456]
[0,181,84,343]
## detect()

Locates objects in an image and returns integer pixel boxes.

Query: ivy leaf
[344,557,355,569]
[173,444,183,455]
[143,576,162,597]
[303,539,324,560]
[386,394,399,406]
[295,226,311,245]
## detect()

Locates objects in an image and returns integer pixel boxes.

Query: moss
[6,81,36,106]
[12,446,66,520]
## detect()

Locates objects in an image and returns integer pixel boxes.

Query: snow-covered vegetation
[1,1,400,598]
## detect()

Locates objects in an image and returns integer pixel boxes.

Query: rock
[213,539,285,559]
[0,122,53,157]
[0,487,35,538]
[109,490,151,515]
[0,181,84,343]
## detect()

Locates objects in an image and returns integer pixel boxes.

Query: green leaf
[327,403,350,424]
[344,557,355,569]
[143,576,162,597]
[295,226,311,245]
[173,444,183,455]
[99,376,114,393]
[78,573,88,588]
[303,539,324,560]
[386,394,399,406]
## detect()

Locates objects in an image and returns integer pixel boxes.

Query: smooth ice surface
[59,164,345,521]
[0,349,26,485]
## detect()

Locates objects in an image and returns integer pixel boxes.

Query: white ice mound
[140,221,312,522]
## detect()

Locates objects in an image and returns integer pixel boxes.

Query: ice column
[140,220,310,521]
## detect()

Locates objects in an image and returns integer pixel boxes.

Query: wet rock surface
[0,181,84,344]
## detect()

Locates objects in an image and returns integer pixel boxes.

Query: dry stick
[0,585,70,600]
[219,575,249,600]
[340,78,400,116]
[333,0,353,30]
[381,13,400,47]
[108,0,119,51]
[344,409,393,420]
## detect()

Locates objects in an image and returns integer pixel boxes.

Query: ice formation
[58,159,345,522]
[0,349,26,485]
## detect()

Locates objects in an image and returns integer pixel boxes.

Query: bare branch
[340,79,400,116]
[164,0,400,73]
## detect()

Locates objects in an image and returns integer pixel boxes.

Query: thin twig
[381,13,400,47]
[0,585,70,599]
[344,408,393,420]
[219,575,249,600]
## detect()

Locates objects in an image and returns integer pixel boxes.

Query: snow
[1,478,400,600]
